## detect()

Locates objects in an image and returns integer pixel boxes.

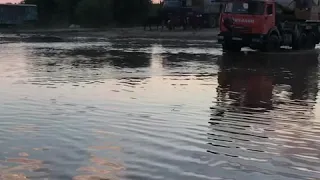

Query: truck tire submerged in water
[208,15,218,28]
[261,34,281,52]
[306,32,316,49]
[292,33,307,50]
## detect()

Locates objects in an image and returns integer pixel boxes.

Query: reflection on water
[217,53,319,110]
[0,37,319,180]
[210,52,320,180]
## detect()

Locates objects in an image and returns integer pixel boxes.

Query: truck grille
[232,26,252,33]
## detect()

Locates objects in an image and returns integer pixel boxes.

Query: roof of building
[0,3,37,7]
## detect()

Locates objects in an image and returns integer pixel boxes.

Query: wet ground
[0,36,319,180]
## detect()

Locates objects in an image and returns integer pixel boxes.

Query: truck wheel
[261,34,280,52]
[306,33,316,50]
[222,43,241,52]
[215,16,220,28]
[208,15,217,28]
[292,33,307,50]
[211,16,218,28]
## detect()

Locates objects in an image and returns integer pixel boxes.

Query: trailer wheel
[261,34,280,52]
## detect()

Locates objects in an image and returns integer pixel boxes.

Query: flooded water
[0,35,319,180]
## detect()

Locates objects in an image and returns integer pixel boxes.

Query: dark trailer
[0,4,38,26]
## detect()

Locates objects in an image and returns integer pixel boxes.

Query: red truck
[217,0,320,52]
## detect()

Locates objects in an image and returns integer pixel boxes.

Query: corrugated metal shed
[163,0,181,8]
[0,4,37,25]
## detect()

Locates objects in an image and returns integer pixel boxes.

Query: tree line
[21,0,161,27]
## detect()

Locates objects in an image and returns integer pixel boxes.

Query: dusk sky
[2,0,161,3]
[1,0,20,3]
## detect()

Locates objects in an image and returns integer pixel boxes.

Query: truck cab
[217,0,320,52]
[221,0,275,34]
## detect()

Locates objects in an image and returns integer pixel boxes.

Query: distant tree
[54,0,82,24]
[113,0,152,25]
[21,0,154,27]
[75,0,113,27]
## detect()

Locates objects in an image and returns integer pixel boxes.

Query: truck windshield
[224,1,265,15]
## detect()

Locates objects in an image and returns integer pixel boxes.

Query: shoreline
[0,27,219,41]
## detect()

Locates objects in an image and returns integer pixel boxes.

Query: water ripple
[0,37,319,180]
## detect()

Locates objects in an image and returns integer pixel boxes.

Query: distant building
[0,3,38,26]
[162,0,181,8]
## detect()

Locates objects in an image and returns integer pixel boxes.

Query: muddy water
[0,36,319,180]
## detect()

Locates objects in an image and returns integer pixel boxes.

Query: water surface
[0,37,319,180]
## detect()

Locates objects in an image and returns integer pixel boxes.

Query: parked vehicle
[217,0,320,52]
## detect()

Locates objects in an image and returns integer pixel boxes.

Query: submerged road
[0,36,319,180]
